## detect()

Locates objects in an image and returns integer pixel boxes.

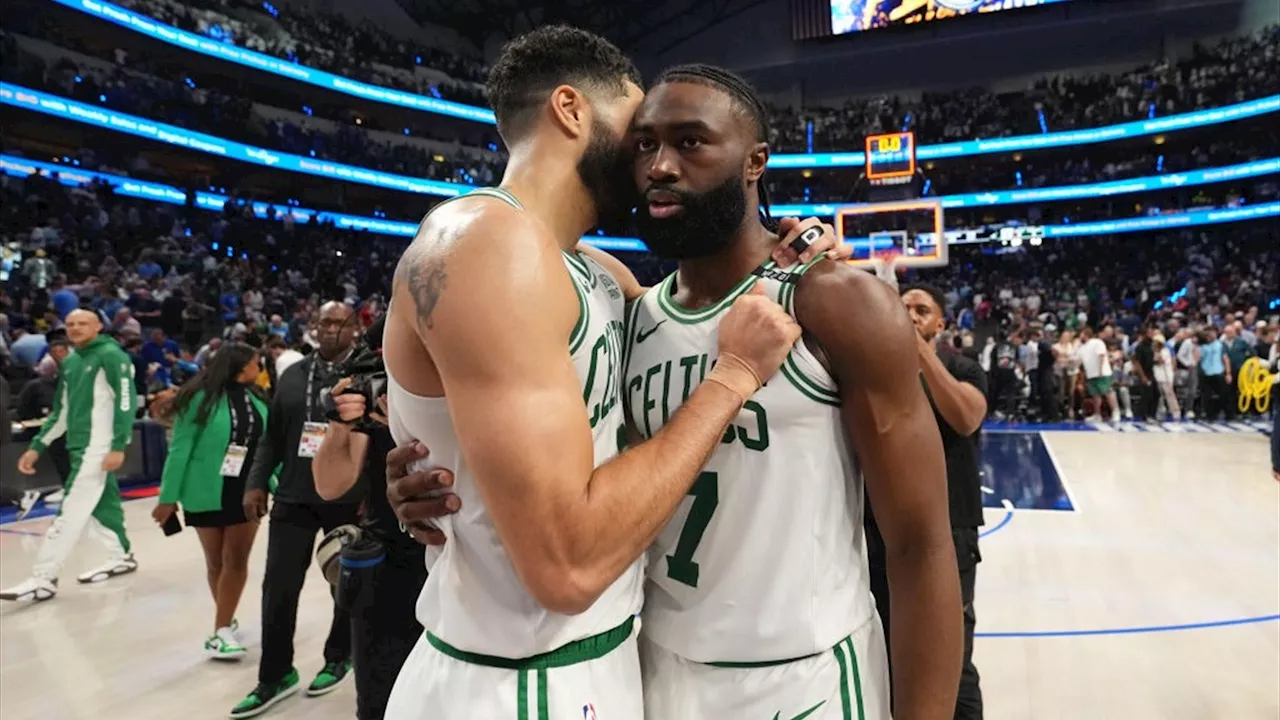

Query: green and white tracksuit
[27,335,136,581]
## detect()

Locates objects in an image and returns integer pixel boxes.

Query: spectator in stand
[142,329,181,387]
[1197,327,1232,420]
[1078,326,1121,422]
[22,249,57,290]
[266,314,289,340]
[1131,326,1158,421]
[1222,323,1255,414]
[1269,336,1279,481]
[112,307,143,337]
[34,337,71,379]
[9,329,48,369]
[1151,332,1181,420]
[1176,328,1201,419]
[1053,329,1082,420]
[990,330,1020,419]
[49,277,78,320]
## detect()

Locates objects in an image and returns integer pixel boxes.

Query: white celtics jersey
[386,187,642,659]
[623,260,873,664]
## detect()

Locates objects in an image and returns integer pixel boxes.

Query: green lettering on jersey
[666,471,718,588]
[679,355,700,403]
[736,400,769,451]
[583,320,623,429]
[641,363,662,438]
[629,354,770,451]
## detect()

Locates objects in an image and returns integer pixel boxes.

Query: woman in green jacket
[152,343,267,660]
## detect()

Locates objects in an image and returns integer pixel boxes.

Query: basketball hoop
[870,249,901,289]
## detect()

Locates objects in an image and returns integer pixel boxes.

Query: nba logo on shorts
[582,703,598,720]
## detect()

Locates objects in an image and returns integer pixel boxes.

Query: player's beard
[576,116,633,233]
[634,173,746,260]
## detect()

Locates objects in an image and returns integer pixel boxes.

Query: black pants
[869,527,984,720]
[1200,373,1230,420]
[990,369,1019,417]
[1035,370,1058,421]
[259,500,361,684]
[1132,381,1157,421]
[351,540,428,720]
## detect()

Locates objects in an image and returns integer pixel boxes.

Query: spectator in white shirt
[1077,325,1121,422]
[1151,333,1181,420]
[1175,328,1201,419]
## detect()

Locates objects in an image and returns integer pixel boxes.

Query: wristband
[704,352,763,403]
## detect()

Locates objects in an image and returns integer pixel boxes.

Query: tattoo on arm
[396,245,448,331]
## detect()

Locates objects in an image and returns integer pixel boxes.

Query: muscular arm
[314,423,368,501]
[396,215,748,615]
[796,263,962,720]
[919,349,987,436]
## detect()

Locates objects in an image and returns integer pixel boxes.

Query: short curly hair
[486,25,641,142]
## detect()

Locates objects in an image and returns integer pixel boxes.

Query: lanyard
[226,388,257,445]
[304,360,319,422]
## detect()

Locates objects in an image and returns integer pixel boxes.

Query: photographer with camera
[312,316,427,720]
[230,301,364,719]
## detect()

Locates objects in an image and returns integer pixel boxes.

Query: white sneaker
[76,554,138,584]
[0,577,57,602]
[229,618,248,646]
[1111,411,1122,423]
[15,490,41,521]
[205,627,248,661]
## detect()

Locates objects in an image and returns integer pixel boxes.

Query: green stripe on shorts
[845,637,865,720]
[834,641,853,720]
[537,668,549,720]
[516,669,528,720]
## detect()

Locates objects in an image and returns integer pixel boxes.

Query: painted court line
[0,528,45,537]
[979,500,1015,539]
[1038,432,1081,514]
[977,614,1280,638]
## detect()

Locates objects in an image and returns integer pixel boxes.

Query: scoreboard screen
[831,1,1074,35]
[865,132,916,180]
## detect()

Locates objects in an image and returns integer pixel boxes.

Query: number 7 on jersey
[665,471,718,588]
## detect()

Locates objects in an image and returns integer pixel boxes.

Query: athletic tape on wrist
[704,352,763,403]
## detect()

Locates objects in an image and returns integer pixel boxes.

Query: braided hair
[653,64,777,229]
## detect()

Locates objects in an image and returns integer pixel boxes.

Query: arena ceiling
[397,0,772,56]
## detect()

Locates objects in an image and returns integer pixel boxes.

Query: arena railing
[50,0,1280,169]
[5,82,1277,220]
[5,153,1278,253]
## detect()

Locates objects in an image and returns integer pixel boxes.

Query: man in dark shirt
[313,316,427,720]
[1035,329,1058,421]
[1131,325,1158,420]
[233,301,365,718]
[868,283,988,719]
[990,330,1020,419]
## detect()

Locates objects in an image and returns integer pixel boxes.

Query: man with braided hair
[379,28,849,720]
[622,64,962,720]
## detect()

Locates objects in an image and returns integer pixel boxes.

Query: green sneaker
[205,628,247,661]
[229,669,299,719]
[306,660,352,697]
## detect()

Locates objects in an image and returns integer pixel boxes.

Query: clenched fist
[717,282,802,386]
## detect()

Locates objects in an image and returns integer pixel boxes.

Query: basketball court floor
[1,426,1276,720]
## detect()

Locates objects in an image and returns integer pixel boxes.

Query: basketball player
[2,309,137,602]
[622,66,961,719]
[379,27,841,720]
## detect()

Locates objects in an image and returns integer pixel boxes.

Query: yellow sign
[1237,357,1273,413]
